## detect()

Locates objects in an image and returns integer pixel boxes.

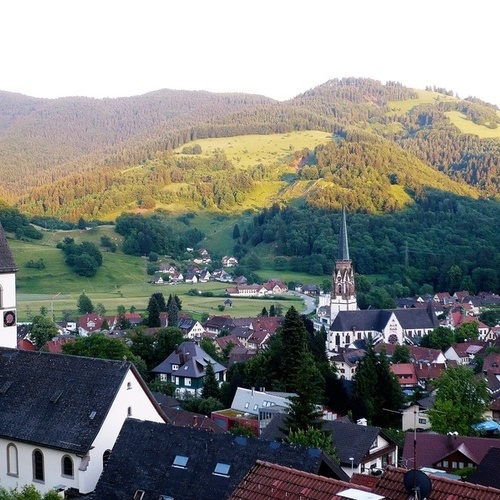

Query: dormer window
[172,364,179,371]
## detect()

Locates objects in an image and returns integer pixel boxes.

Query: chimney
[193,415,198,426]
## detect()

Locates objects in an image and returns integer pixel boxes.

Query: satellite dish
[403,469,432,499]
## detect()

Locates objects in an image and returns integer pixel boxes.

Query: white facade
[0,271,17,348]
[0,369,166,495]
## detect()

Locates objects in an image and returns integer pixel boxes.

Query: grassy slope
[11,227,308,322]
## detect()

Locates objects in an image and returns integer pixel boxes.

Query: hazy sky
[1,1,499,106]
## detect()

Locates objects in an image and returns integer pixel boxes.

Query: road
[288,291,316,315]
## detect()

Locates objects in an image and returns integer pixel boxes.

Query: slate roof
[0,347,137,454]
[90,419,346,500]
[259,414,389,469]
[0,224,18,273]
[152,341,226,378]
[469,446,500,489]
[368,465,500,499]
[330,306,439,334]
[402,432,500,469]
[229,460,373,500]
[161,407,227,433]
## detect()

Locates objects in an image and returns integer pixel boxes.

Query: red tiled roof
[17,338,35,351]
[229,460,370,499]
[372,465,500,499]
[391,363,419,385]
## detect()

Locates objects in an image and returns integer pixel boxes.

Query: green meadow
[174,131,333,170]
[10,226,316,322]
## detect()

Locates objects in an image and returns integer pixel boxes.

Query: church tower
[0,224,18,348]
[330,208,357,321]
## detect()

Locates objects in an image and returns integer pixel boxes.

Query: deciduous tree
[429,365,489,435]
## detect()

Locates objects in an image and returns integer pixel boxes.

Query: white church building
[0,224,168,496]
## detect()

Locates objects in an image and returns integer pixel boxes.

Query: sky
[1,1,499,106]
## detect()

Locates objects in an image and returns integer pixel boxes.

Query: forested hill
[1,78,499,219]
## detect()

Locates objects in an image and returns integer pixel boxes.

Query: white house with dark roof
[0,226,167,496]
[0,348,167,496]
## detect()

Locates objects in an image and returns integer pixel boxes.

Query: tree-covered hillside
[1,78,499,220]
[235,192,500,296]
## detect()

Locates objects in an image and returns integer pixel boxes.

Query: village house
[444,341,485,365]
[77,314,115,336]
[0,348,167,496]
[261,415,398,479]
[90,419,347,499]
[401,432,500,475]
[222,255,239,267]
[211,387,294,436]
[151,341,226,397]
[177,316,205,339]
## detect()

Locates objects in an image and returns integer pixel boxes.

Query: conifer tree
[280,306,308,391]
[202,361,220,400]
[146,295,161,327]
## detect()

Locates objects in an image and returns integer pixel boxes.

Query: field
[174,131,333,170]
[10,227,317,322]
[445,111,500,139]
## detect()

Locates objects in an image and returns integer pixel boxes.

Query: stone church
[316,210,439,353]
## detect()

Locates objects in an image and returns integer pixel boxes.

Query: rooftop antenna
[403,408,432,500]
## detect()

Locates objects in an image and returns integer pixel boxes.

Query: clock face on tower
[4,311,16,327]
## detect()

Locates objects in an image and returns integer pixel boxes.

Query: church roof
[0,347,136,453]
[0,224,18,273]
[337,207,350,261]
[330,307,439,333]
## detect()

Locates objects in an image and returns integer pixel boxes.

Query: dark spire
[0,223,17,273]
[338,207,350,261]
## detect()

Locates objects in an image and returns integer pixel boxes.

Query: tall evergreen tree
[202,361,221,400]
[280,306,308,391]
[167,299,179,328]
[146,294,161,327]
[232,224,240,239]
[152,292,167,312]
[353,342,402,426]
[284,351,324,432]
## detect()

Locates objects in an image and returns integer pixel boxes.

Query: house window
[370,438,377,450]
[33,449,44,482]
[0,285,3,308]
[127,406,132,416]
[160,374,167,382]
[127,382,132,390]
[172,364,179,371]
[184,377,191,386]
[443,460,449,467]
[253,404,258,411]
[7,443,18,476]
[452,461,457,468]
[133,491,145,500]
[62,455,74,478]
[172,455,188,469]
[418,418,427,425]
[213,463,231,476]
[244,402,249,409]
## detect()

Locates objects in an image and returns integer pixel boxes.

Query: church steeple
[338,206,350,261]
[330,208,357,321]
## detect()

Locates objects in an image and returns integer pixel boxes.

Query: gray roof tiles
[0,347,132,453]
